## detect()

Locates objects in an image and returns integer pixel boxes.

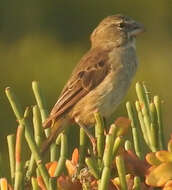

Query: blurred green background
[1,0,172,175]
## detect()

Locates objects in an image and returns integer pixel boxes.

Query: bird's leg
[76,119,96,155]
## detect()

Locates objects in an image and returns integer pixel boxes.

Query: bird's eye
[119,22,125,28]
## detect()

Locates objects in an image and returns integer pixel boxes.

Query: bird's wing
[43,47,112,128]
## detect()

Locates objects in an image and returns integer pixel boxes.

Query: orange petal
[8,184,14,190]
[48,161,58,177]
[72,148,79,165]
[46,162,54,170]
[163,180,172,190]
[146,162,172,186]
[156,151,172,162]
[66,160,76,177]
[0,178,8,190]
[37,176,47,190]
[146,152,161,166]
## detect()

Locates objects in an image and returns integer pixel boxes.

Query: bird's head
[91,14,145,48]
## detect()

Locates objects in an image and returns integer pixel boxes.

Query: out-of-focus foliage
[0,0,172,175]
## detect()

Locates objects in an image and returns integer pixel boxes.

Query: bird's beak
[130,22,145,37]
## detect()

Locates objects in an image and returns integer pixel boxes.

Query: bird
[41,14,145,153]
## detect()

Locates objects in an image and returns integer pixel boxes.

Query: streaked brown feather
[43,47,112,128]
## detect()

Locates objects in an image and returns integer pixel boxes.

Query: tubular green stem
[136,82,150,119]
[132,128,143,158]
[7,134,15,184]
[116,155,127,190]
[126,102,143,159]
[27,105,46,180]
[60,132,68,158]
[33,105,45,144]
[55,134,62,161]
[135,101,150,147]
[136,82,155,151]
[133,176,141,190]
[154,96,165,149]
[32,81,50,138]
[142,82,151,109]
[32,81,59,166]
[79,128,87,170]
[31,177,40,190]
[112,136,124,159]
[32,81,49,122]
[94,112,104,138]
[49,177,57,190]
[109,124,117,139]
[54,132,68,177]
[94,112,105,160]
[136,82,151,126]
[85,157,100,179]
[14,173,23,190]
[103,134,114,167]
[124,140,133,151]
[26,155,35,181]
[50,144,58,161]
[99,167,111,190]
[149,103,159,151]
[5,87,50,189]
[99,133,115,190]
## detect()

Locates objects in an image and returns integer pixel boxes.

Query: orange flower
[145,136,172,188]
[0,178,8,190]
[37,148,82,190]
[66,148,79,177]
[46,161,58,177]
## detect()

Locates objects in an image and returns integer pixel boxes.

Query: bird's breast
[69,46,138,126]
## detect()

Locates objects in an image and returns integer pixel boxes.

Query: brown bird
[41,14,145,153]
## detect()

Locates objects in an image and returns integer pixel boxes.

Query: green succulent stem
[116,155,127,190]
[31,177,40,190]
[26,105,45,180]
[149,102,159,151]
[124,140,133,151]
[135,82,159,152]
[94,112,105,162]
[5,87,50,189]
[32,81,49,123]
[54,132,68,177]
[99,131,115,190]
[112,136,124,159]
[79,128,87,170]
[133,176,141,190]
[154,96,165,149]
[85,157,100,179]
[126,101,143,159]
[7,134,16,184]
[49,177,57,190]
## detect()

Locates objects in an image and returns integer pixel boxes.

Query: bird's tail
[40,118,66,154]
